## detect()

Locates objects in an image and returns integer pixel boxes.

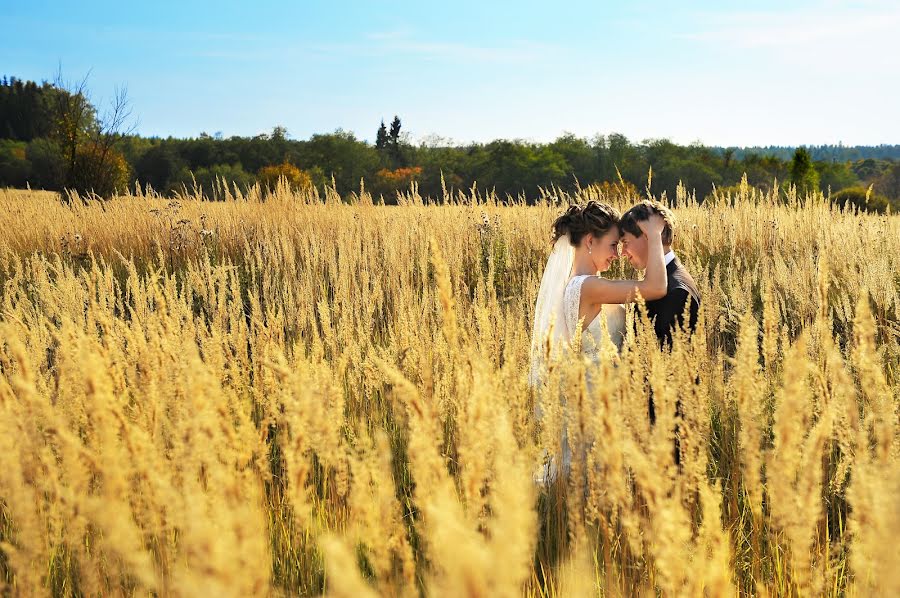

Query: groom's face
[620,230,648,270]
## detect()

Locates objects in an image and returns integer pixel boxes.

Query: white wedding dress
[533,274,626,485]
[563,275,626,359]
[530,260,625,484]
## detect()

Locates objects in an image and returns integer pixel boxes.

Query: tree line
[1,74,899,211]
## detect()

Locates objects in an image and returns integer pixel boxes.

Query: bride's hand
[638,214,666,238]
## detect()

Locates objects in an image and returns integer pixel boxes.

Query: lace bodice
[563,275,626,358]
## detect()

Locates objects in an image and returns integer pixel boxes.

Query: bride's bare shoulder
[579,275,610,291]
[577,275,608,301]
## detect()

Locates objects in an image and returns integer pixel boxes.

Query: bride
[530,201,667,484]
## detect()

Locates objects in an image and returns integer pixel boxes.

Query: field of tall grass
[0,180,898,597]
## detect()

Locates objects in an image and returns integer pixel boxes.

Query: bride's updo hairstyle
[551,201,620,245]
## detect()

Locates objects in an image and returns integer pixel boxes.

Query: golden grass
[0,179,898,596]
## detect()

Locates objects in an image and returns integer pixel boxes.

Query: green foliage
[0,77,57,141]
[851,158,889,182]
[385,116,405,167]
[25,138,65,189]
[470,140,569,198]
[3,75,900,206]
[873,161,900,201]
[0,74,131,197]
[604,132,642,183]
[298,130,380,193]
[721,144,900,162]
[789,148,820,196]
[738,153,788,190]
[71,143,131,197]
[0,139,30,187]
[135,143,185,192]
[815,160,859,193]
[306,166,328,191]
[171,163,256,199]
[547,134,597,185]
[375,120,388,150]
[830,186,891,213]
[654,158,722,201]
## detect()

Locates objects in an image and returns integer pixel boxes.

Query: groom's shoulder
[671,259,700,303]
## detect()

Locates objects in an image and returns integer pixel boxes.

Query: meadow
[0,180,898,597]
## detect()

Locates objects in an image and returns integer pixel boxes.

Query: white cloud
[681,1,900,48]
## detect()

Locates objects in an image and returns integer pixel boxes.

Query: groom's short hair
[619,200,675,246]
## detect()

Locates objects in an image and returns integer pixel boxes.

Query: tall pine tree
[387,115,404,166]
[375,119,388,150]
[388,115,401,146]
[790,147,820,196]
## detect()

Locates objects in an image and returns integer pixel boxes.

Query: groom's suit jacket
[643,256,700,349]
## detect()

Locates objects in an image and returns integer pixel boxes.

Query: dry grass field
[0,181,898,596]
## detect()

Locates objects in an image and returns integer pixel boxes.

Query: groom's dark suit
[645,256,700,350]
[640,255,700,466]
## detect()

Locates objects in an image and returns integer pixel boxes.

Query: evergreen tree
[790,147,820,196]
[389,115,401,146]
[387,115,404,166]
[375,120,388,150]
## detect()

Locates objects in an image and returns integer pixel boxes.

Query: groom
[619,201,700,464]
[619,200,700,349]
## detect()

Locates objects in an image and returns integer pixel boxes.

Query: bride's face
[588,228,621,273]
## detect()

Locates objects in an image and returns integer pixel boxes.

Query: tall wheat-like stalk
[0,184,897,596]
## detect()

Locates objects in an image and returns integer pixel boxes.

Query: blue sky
[4,0,898,146]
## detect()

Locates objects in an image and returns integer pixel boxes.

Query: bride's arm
[580,214,668,304]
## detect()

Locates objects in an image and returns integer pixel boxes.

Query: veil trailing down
[529,234,575,486]
[529,232,626,485]
[528,234,575,389]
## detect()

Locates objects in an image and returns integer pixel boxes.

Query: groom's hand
[638,213,666,237]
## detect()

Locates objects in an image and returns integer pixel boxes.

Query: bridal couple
[529,199,700,483]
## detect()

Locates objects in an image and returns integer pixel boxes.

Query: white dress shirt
[664,250,676,266]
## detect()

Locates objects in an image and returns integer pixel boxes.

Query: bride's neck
[571,252,597,277]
